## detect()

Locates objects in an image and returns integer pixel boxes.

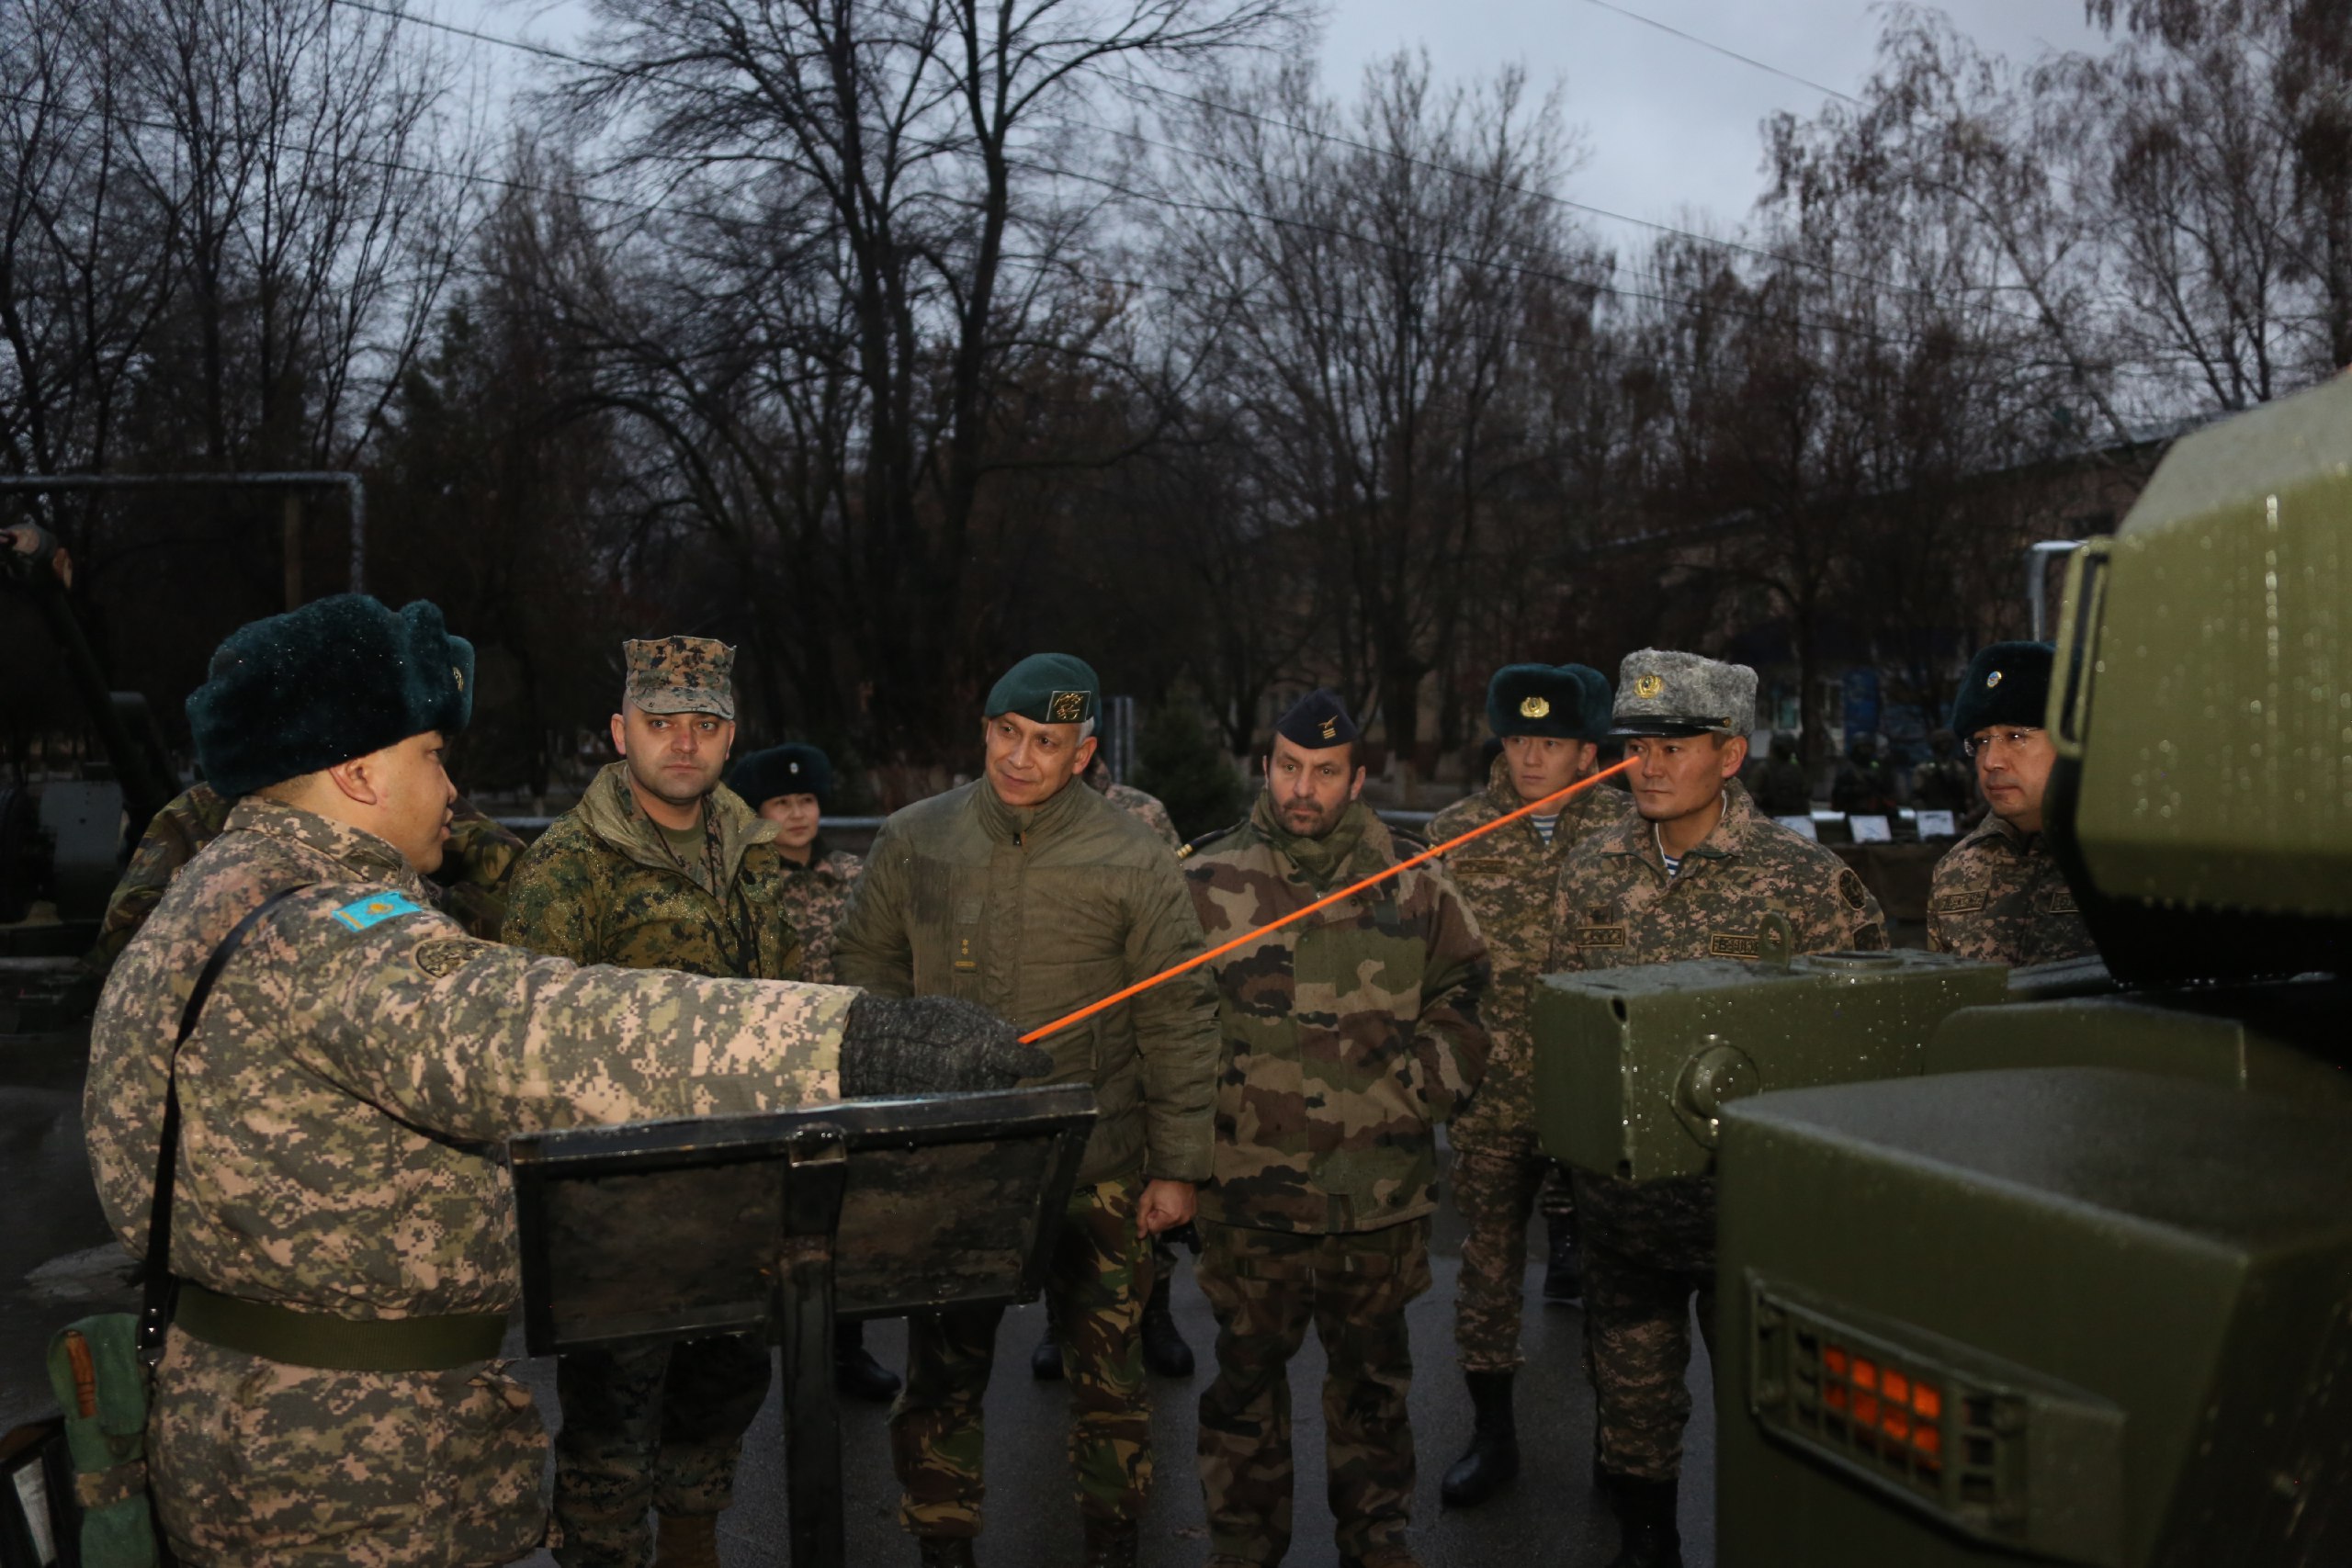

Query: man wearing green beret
[82,595,1043,1568]
[1928,642,2097,966]
[836,652,1219,1568]
[1429,662,1620,1509]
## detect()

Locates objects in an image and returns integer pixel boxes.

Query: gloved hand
[839,994,1054,1096]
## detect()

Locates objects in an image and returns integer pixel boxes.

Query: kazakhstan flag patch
[331,891,425,931]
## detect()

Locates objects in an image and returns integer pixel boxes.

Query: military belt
[175,1285,507,1371]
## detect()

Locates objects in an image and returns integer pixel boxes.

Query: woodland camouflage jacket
[82,800,850,1565]
[89,782,525,972]
[1430,756,1622,1156]
[1185,795,1490,1235]
[501,762,801,980]
[835,777,1217,1187]
[1928,813,2097,967]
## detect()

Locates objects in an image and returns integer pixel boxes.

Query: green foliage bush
[1133,700,1250,841]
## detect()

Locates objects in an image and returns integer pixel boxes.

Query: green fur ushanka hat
[187,594,475,798]
[1487,663,1613,742]
[1949,641,2055,739]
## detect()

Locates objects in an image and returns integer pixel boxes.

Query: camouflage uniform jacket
[1549,783,1886,1258]
[83,800,851,1563]
[89,782,525,971]
[501,762,800,980]
[1185,795,1491,1235]
[1100,781,1182,851]
[1429,755,1619,1156]
[1928,813,2096,967]
[836,777,1217,1188]
[777,840,865,985]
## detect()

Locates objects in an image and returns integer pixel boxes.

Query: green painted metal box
[1532,947,2008,1180]
[1715,1067,2352,1568]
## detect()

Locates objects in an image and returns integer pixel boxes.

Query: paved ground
[4,1024,1713,1568]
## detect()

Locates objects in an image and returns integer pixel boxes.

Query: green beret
[730,743,833,810]
[188,594,474,798]
[1950,641,2054,739]
[1487,663,1612,741]
[1274,688,1359,750]
[985,652,1098,726]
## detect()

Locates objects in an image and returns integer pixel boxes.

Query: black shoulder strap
[138,884,310,1366]
[1175,822,1245,862]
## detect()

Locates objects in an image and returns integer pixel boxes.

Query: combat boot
[654,1512,720,1568]
[1138,1270,1194,1377]
[916,1535,978,1568]
[1080,1519,1139,1568]
[1439,1370,1520,1506]
[836,1318,902,1402]
[1604,1475,1682,1568]
[1543,1209,1582,1303]
[1029,1315,1063,1381]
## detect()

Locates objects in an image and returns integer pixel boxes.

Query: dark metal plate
[510,1085,1096,1356]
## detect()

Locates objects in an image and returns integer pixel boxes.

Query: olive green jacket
[502,763,801,980]
[835,778,1218,1187]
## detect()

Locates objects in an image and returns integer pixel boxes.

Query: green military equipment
[43,1314,160,1568]
[1532,371,2352,1564]
[1532,923,2006,1181]
[1717,1069,2352,1568]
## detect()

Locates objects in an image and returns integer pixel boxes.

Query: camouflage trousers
[1451,1146,1575,1374]
[891,1174,1151,1537]
[149,1326,548,1567]
[1571,1170,1717,1484]
[552,1333,773,1567]
[1194,1218,1433,1566]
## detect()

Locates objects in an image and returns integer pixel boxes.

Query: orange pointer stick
[1019,756,1636,1046]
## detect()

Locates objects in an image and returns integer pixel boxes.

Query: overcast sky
[484,0,2116,236]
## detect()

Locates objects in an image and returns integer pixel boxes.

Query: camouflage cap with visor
[624,636,736,720]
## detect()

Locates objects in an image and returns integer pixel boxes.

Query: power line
[1577,0,1860,105]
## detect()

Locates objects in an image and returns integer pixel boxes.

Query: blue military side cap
[1273,689,1359,750]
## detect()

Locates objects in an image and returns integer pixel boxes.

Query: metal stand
[511,1086,1095,1568]
[775,1126,849,1568]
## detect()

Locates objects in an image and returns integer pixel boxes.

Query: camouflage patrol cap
[1611,649,1757,739]
[1487,663,1612,742]
[985,652,1098,726]
[187,594,474,798]
[624,636,735,720]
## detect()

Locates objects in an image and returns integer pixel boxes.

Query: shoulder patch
[413,936,494,978]
[330,891,425,931]
[1838,868,1868,910]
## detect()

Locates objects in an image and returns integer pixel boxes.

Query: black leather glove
[839,994,1054,1096]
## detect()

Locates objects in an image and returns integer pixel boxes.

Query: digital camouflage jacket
[1549,781,1886,1259]
[835,777,1217,1188]
[1430,755,1621,1157]
[88,781,525,972]
[777,840,865,985]
[501,762,800,980]
[1185,795,1490,1235]
[1099,781,1182,850]
[1927,813,2097,967]
[83,799,851,1565]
